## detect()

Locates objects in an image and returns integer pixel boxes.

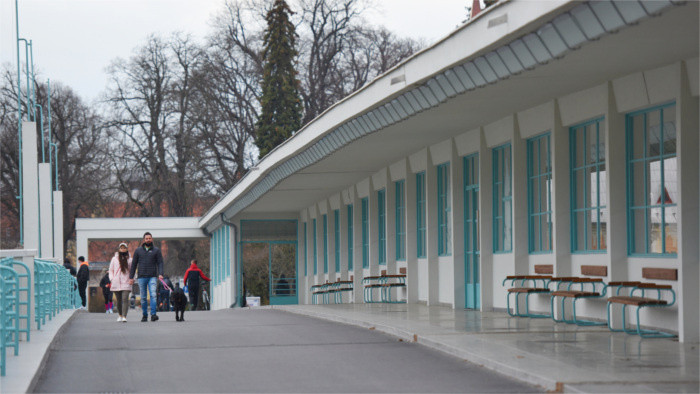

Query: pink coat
[108,253,133,292]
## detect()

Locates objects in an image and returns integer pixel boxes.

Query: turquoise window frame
[395,180,406,261]
[378,189,387,265]
[334,209,340,273]
[313,218,317,275]
[416,171,426,258]
[361,197,369,268]
[626,102,677,256]
[323,214,328,274]
[492,144,512,253]
[347,204,354,271]
[570,117,607,253]
[303,222,308,276]
[527,133,552,254]
[437,162,452,256]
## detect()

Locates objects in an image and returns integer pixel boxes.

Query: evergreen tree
[255,0,302,158]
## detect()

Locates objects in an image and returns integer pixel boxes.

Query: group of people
[63,232,211,322]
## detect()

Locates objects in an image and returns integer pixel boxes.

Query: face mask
[119,251,128,256]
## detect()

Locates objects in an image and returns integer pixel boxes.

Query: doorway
[463,154,480,309]
[240,220,298,305]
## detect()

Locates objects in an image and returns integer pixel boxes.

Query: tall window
[527,133,552,253]
[395,180,406,261]
[571,118,607,252]
[627,103,677,255]
[313,218,317,275]
[303,222,308,276]
[437,163,452,256]
[416,171,427,258]
[361,197,369,268]
[347,204,354,271]
[378,189,386,265]
[493,144,512,253]
[323,214,328,273]
[334,209,340,273]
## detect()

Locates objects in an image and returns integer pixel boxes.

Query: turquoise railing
[0,264,20,376]
[0,258,31,341]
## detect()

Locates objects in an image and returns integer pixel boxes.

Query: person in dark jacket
[99,270,113,314]
[63,258,77,276]
[128,232,164,322]
[183,260,211,310]
[76,256,90,310]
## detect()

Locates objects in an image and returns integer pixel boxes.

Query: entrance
[463,154,480,309]
[240,220,298,305]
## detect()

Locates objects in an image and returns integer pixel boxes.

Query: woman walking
[109,243,133,322]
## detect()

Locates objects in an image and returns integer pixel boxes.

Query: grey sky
[1,0,468,103]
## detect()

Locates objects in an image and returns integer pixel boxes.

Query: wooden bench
[327,279,354,304]
[502,275,552,318]
[549,277,607,326]
[606,283,676,338]
[363,274,406,303]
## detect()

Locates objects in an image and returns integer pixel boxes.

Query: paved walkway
[277,304,699,393]
[29,308,536,393]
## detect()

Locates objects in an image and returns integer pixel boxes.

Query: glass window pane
[598,123,606,164]
[663,157,677,204]
[630,161,647,207]
[649,206,662,253]
[664,206,678,254]
[647,110,661,157]
[543,213,552,251]
[599,207,608,250]
[504,201,512,251]
[575,211,586,250]
[631,208,647,254]
[662,106,676,156]
[532,216,541,251]
[630,114,645,160]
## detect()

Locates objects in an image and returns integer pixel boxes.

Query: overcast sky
[0,0,468,103]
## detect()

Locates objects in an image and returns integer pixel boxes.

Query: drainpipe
[219,213,239,308]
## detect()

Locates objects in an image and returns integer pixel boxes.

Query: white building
[199,0,699,342]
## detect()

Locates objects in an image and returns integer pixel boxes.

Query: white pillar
[22,122,39,251]
[53,191,64,260]
[39,164,53,258]
[551,102,571,277]
[512,118,529,275]
[677,61,699,343]
[451,141,466,309]
[405,162,419,304]
[425,150,439,305]
[606,83,627,282]
[478,130,494,311]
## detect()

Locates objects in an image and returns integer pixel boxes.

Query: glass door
[269,243,298,305]
[464,154,480,309]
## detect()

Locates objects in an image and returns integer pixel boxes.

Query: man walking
[183,260,210,310]
[129,232,164,322]
[76,256,90,310]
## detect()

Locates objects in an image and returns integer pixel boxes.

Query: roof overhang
[200,0,698,232]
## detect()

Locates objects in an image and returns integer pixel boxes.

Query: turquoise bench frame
[606,283,676,338]
[502,275,552,318]
[549,278,608,326]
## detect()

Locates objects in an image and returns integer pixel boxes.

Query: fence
[0,257,78,376]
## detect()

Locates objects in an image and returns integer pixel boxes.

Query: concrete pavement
[277,304,700,393]
[29,308,537,393]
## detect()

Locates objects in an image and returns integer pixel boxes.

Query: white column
[551,102,571,276]
[677,61,699,343]
[22,122,39,251]
[512,118,529,275]
[386,176,396,275]
[405,163,419,304]
[606,83,627,282]
[39,164,53,258]
[53,191,64,260]
[451,141,465,309]
[425,150,439,305]
[479,131,494,311]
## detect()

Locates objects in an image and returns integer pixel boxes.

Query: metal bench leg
[572,298,605,326]
[635,306,677,338]
[525,293,550,318]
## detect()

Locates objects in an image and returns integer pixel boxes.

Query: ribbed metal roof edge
[202,0,679,233]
